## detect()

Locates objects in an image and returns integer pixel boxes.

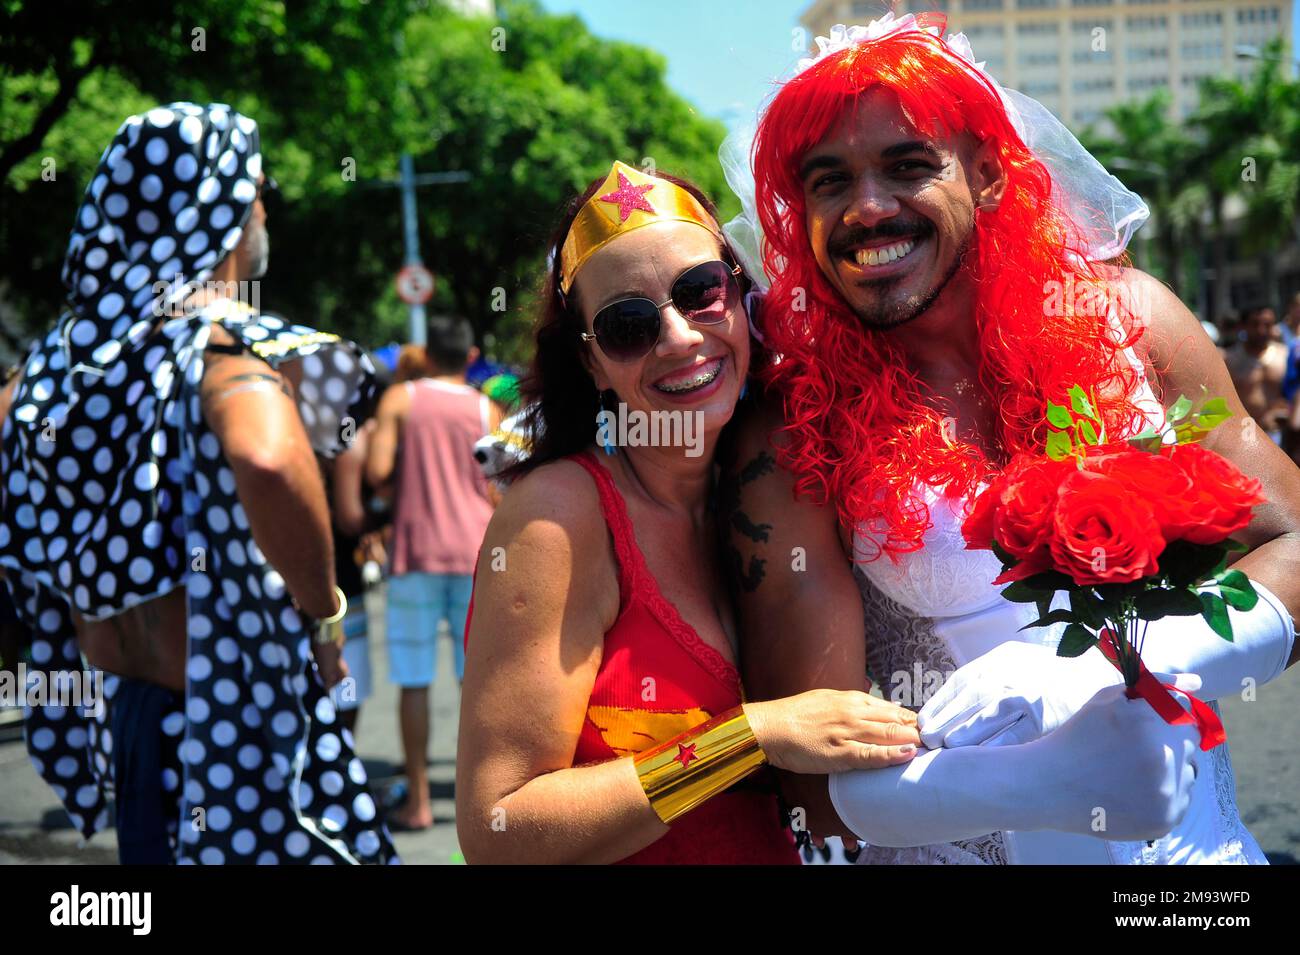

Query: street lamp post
[363,159,472,346]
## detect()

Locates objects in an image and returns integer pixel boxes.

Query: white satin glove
[919,578,1295,750]
[830,677,1203,847]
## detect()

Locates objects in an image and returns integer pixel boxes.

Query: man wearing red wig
[725,15,1300,864]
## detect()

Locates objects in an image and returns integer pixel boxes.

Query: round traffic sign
[395,263,435,305]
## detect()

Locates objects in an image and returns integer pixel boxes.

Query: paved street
[1,584,1297,865]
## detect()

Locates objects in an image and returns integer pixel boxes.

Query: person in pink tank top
[367,315,502,831]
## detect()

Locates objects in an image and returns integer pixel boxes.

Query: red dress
[466,452,799,865]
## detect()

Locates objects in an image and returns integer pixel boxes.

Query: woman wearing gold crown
[453,161,925,864]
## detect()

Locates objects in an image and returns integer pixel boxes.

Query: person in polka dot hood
[0,103,398,864]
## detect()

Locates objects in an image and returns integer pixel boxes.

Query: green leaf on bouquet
[1046,431,1073,461]
[990,539,1016,567]
[1168,394,1193,423]
[1019,608,1077,631]
[1173,420,1211,445]
[1215,569,1260,612]
[1046,402,1074,429]
[1003,579,1049,603]
[1070,589,1110,629]
[1134,587,1203,620]
[1199,592,1235,641]
[1035,592,1054,621]
[1023,569,1075,592]
[1057,623,1098,658]
[1078,419,1100,446]
[1157,540,1228,588]
[1193,397,1232,431]
[1224,538,1249,553]
[1125,431,1165,453]
[1068,385,1100,424]
[1094,580,1146,602]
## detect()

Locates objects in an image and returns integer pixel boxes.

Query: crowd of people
[2,12,1298,866]
[1216,296,1300,462]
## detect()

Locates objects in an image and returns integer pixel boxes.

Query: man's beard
[244,221,270,279]
[851,230,971,331]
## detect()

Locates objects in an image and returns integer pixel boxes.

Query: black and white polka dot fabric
[0,103,396,864]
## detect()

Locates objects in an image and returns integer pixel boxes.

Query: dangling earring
[739,378,750,401]
[597,389,617,456]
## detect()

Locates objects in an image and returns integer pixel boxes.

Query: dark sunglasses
[579,259,743,362]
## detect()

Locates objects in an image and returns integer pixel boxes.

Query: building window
[1073,77,1115,93]
[1017,21,1060,35]
[963,0,1006,11]
[1180,12,1222,29]
[1020,51,1060,66]
[1238,7,1284,24]
[1128,75,1170,92]
[1073,49,1115,63]
[1016,0,1059,8]
[1126,46,1169,63]
[1181,42,1224,60]
[1070,0,1113,7]
[1071,18,1112,33]
[1125,15,1167,31]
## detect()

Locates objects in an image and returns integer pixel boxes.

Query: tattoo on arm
[721,449,779,593]
[739,450,776,484]
[727,549,767,593]
[731,509,772,543]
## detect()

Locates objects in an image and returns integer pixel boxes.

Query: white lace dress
[849,356,1267,865]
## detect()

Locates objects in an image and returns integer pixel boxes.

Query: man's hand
[918,641,1120,749]
[312,638,349,690]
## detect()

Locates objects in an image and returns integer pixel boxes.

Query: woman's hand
[744,689,920,775]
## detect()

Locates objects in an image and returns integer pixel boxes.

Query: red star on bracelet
[598,172,655,221]
[675,742,698,768]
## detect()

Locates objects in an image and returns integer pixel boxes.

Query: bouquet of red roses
[962,385,1266,749]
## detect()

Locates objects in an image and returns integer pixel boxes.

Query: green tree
[1082,91,1202,301]
[1,0,733,363]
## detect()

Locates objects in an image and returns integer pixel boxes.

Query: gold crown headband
[559,161,721,294]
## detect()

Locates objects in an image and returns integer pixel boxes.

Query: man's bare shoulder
[375,380,412,417]
[725,390,792,469]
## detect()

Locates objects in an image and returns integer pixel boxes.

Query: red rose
[963,476,1003,550]
[1048,469,1165,585]
[1087,449,1200,539]
[1166,443,1265,544]
[993,457,1074,561]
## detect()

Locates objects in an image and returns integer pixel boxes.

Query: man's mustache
[828,221,933,257]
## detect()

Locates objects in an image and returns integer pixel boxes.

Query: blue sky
[537,0,807,126]
[538,1,1300,124]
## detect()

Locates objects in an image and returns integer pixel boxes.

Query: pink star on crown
[598,171,656,221]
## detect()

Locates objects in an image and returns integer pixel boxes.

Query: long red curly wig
[753,24,1148,560]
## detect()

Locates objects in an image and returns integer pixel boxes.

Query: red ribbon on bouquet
[1097,629,1225,751]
